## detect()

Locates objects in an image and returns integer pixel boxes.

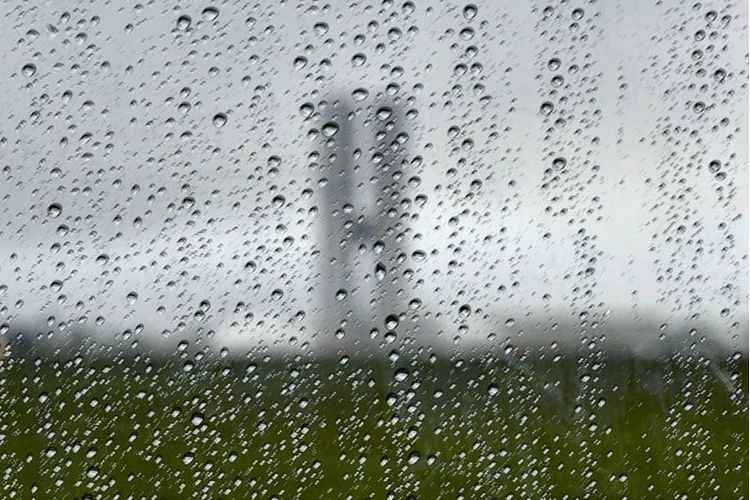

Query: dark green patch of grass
[0,352,746,499]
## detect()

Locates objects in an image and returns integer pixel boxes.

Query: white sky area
[0,0,746,356]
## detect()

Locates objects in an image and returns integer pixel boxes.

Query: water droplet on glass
[463,4,478,20]
[21,63,36,77]
[300,102,315,118]
[385,315,399,330]
[293,56,307,70]
[176,15,192,31]
[352,88,369,101]
[352,53,367,67]
[458,304,472,319]
[47,203,62,218]
[313,22,329,35]
[394,368,409,382]
[212,113,227,128]
[375,262,387,281]
[552,157,567,170]
[201,7,219,21]
[321,122,339,137]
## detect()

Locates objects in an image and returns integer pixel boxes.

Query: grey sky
[0,0,746,356]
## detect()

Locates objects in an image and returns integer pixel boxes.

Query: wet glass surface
[0,0,747,497]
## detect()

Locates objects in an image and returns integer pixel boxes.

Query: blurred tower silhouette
[316,91,411,354]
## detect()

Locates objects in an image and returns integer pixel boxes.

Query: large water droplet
[47,203,62,218]
[176,15,192,31]
[321,122,339,137]
[212,113,227,128]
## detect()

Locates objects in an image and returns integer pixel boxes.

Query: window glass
[0,0,746,497]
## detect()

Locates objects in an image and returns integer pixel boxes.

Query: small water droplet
[463,4,478,20]
[352,88,369,101]
[321,122,339,137]
[212,113,227,128]
[375,262,387,281]
[385,314,400,330]
[201,7,219,21]
[293,56,307,70]
[394,368,409,382]
[552,157,567,170]
[458,304,472,319]
[21,63,37,77]
[352,53,367,67]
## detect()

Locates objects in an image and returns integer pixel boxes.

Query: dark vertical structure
[316,91,411,355]
[316,94,357,351]
[366,96,411,340]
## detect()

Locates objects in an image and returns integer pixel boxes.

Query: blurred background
[0,0,746,361]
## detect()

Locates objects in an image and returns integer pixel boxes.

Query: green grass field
[0,351,746,499]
